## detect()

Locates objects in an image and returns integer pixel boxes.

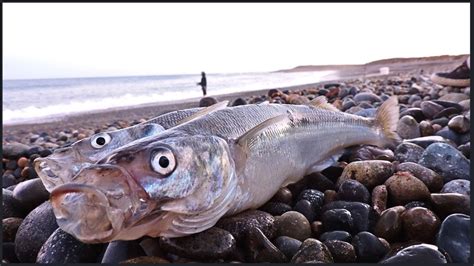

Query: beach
[2,56,471,263]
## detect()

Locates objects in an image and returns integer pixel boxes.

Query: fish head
[34,123,164,192]
[49,134,236,243]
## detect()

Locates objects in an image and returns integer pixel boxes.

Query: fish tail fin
[374,96,401,147]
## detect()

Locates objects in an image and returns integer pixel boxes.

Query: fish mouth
[50,164,156,243]
[34,156,88,192]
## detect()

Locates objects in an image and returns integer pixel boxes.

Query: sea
[3,70,337,125]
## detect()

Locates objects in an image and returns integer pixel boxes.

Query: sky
[3,3,470,80]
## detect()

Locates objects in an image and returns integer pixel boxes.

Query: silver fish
[49,96,399,243]
[34,101,229,192]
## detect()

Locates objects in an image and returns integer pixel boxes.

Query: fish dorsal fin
[176,100,229,125]
[309,96,340,112]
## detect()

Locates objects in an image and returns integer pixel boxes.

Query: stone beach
[2,68,471,263]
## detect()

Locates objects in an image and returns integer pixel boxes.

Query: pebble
[419,120,434,136]
[296,189,325,219]
[418,142,470,182]
[431,117,449,127]
[319,230,352,243]
[348,146,395,162]
[321,209,354,233]
[458,99,470,111]
[399,108,425,122]
[310,221,323,238]
[158,227,236,260]
[404,200,431,210]
[458,142,470,158]
[120,256,170,264]
[216,210,275,242]
[381,244,447,263]
[436,214,470,263]
[231,97,247,106]
[273,236,302,260]
[3,242,20,263]
[430,193,470,218]
[2,217,23,242]
[322,201,375,233]
[36,228,104,263]
[198,97,218,107]
[2,189,25,218]
[435,127,465,145]
[397,115,420,139]
[269,187,293,204]
[396,162,443,192]
[290,238,333,263]
[374,206,405,242]
[337,180,370,203]
[353,92,382,103]
[404,135,454,148]
[385,171,430,205]
[438,92,469,103]
[13,178,50,213]
[2,143,31,159]
[17,157,29,168]
[432,99,464,112]
[3,174,17,188]
[448,115,470,133]
[394,142,424,163]
[14,201,58,262]
[259,202,292,216]
[352,231,389,262]
[420,101,444,119]
[305,172,335,192]
[274,211,311,241]
[371,185,388,215]
[433,107,460,119]
[293,199,316,222]
[440,179,470,195]
[246,227,287,262]
[323,240,357,263]
[337,160,394,189]
[101,241,130,263]
[401,207,440,243]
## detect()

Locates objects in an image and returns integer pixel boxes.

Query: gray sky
[3,3,470,80]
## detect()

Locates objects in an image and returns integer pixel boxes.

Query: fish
[34,101,229,192]
[49,96,399,243]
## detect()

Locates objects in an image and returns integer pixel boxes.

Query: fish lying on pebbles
[48,96,399,243]
[34,101,229,191]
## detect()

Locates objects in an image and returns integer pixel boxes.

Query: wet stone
[352,231,389,262]
[441,179,470,196]
[296,189,324,219]
[401,207,440,243]
[3,143,30,159]
[404,135,454,149]
[3,174,17,188]
[290,238,334,263]
[274,211,311,241]
[430,193,470,218]
[395,142,424,163]
[420,101,444,119]
[120,256,170,264]
[259,202,292,216]
[37,228,104,263]
[397,115,420,139]
[101,241,141,263]
[2,189,25,218]
[433,107,460,119]
[324,190,337,205]
[380,244,447,263]
[216,210,275,242]
[348,146,395,162]
[436,214,470,263]
[353,92,382,103]
[371,185,388,215]
[448,115,470,134]
[435,127,463,145]
[322,209,354,233]
[396,162,443,192]
[322,201,375,233]
[323,240,357,263]
[270,187,293,205]
[14,201,58,262]
[319,230,352,243]
[3,242,20,263]
[293,199,316,222]
[432,99,464,112]
[305,173,335,192]
[13,178,50,213]
[399,108,425,122]
[337,180,370,204]
[419,120,434,136]
[199,97,218,107]
[273,236,302,260]
[246,227,287,262]
[438,92,469,103]
[231,97,247,106]
[374,206,405,243]
[431,117,450,127]
[385,171,430,205]
[418,142,470,182]
[458,142,470,159]
[337,160,394,189]
[404,201,431,210]
[310,221,323,238]
[2,217,23,242]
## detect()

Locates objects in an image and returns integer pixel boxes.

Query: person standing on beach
[197,72,207,96]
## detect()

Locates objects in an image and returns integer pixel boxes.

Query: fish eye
[91,133,112,149]
[151,148,176,176]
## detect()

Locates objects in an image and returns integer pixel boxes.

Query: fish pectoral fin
[176,100,229,125]
[235,114,292,150]
[308,96,340,112]
[306,150,344,175]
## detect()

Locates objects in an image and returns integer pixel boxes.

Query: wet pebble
[296,189,324,219]
[270,187,293,204]
[418,142,470,182]
[448,115,470,134]
[394,142,424,163]
[353,92,382,103]
[371,185,388,215]
[319,230,352,243]
[198,97,218,107]
[2,189,25,218]
[17,157,28,168]
[458,142,470,159]
[120,256,170,264]
[404,135,454,148]
[216,210,275,242]
[431,117,449,127]
[3,143,30,159]
[420,101,444,119]
[293,199,316,222]
[274,211,311,241]
[381,244,447,263]
[337,160,394,189]
[374,206,405,242]
[290,238,333,263]
[337,180,370,204]
[259,202,292,216]
[399,108,425,122]
[436,214,470,263]
[305,172,335,192]
[433,107,460,119]
[324,240,357,263]
[101,241,132,263]
[2,217,23,242]
[430,193,470,218]
[385,171,430,205]
[231,97,247,106]
[322,201,375,233]
[401,207,440,243]
[348,146,395,162]
[3,242,19,263]
[352,231,389,262]
[396,162,443,192]
[419,120,434,136]
[246,227,286,262]
[441,179,470,195]
[14,201,58,262]
[439,92,469,103]
[397,115,420,139]
[273,236,302,260]
[3,174,17,188]
[435,127,465,145]
[36,228,104,263]
[321,208,354,233]
[13,178,50,213]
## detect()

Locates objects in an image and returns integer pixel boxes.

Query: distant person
[197,72,207,96]
[430,56,470,87]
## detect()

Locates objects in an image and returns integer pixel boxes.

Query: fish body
[49,97,399,243]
